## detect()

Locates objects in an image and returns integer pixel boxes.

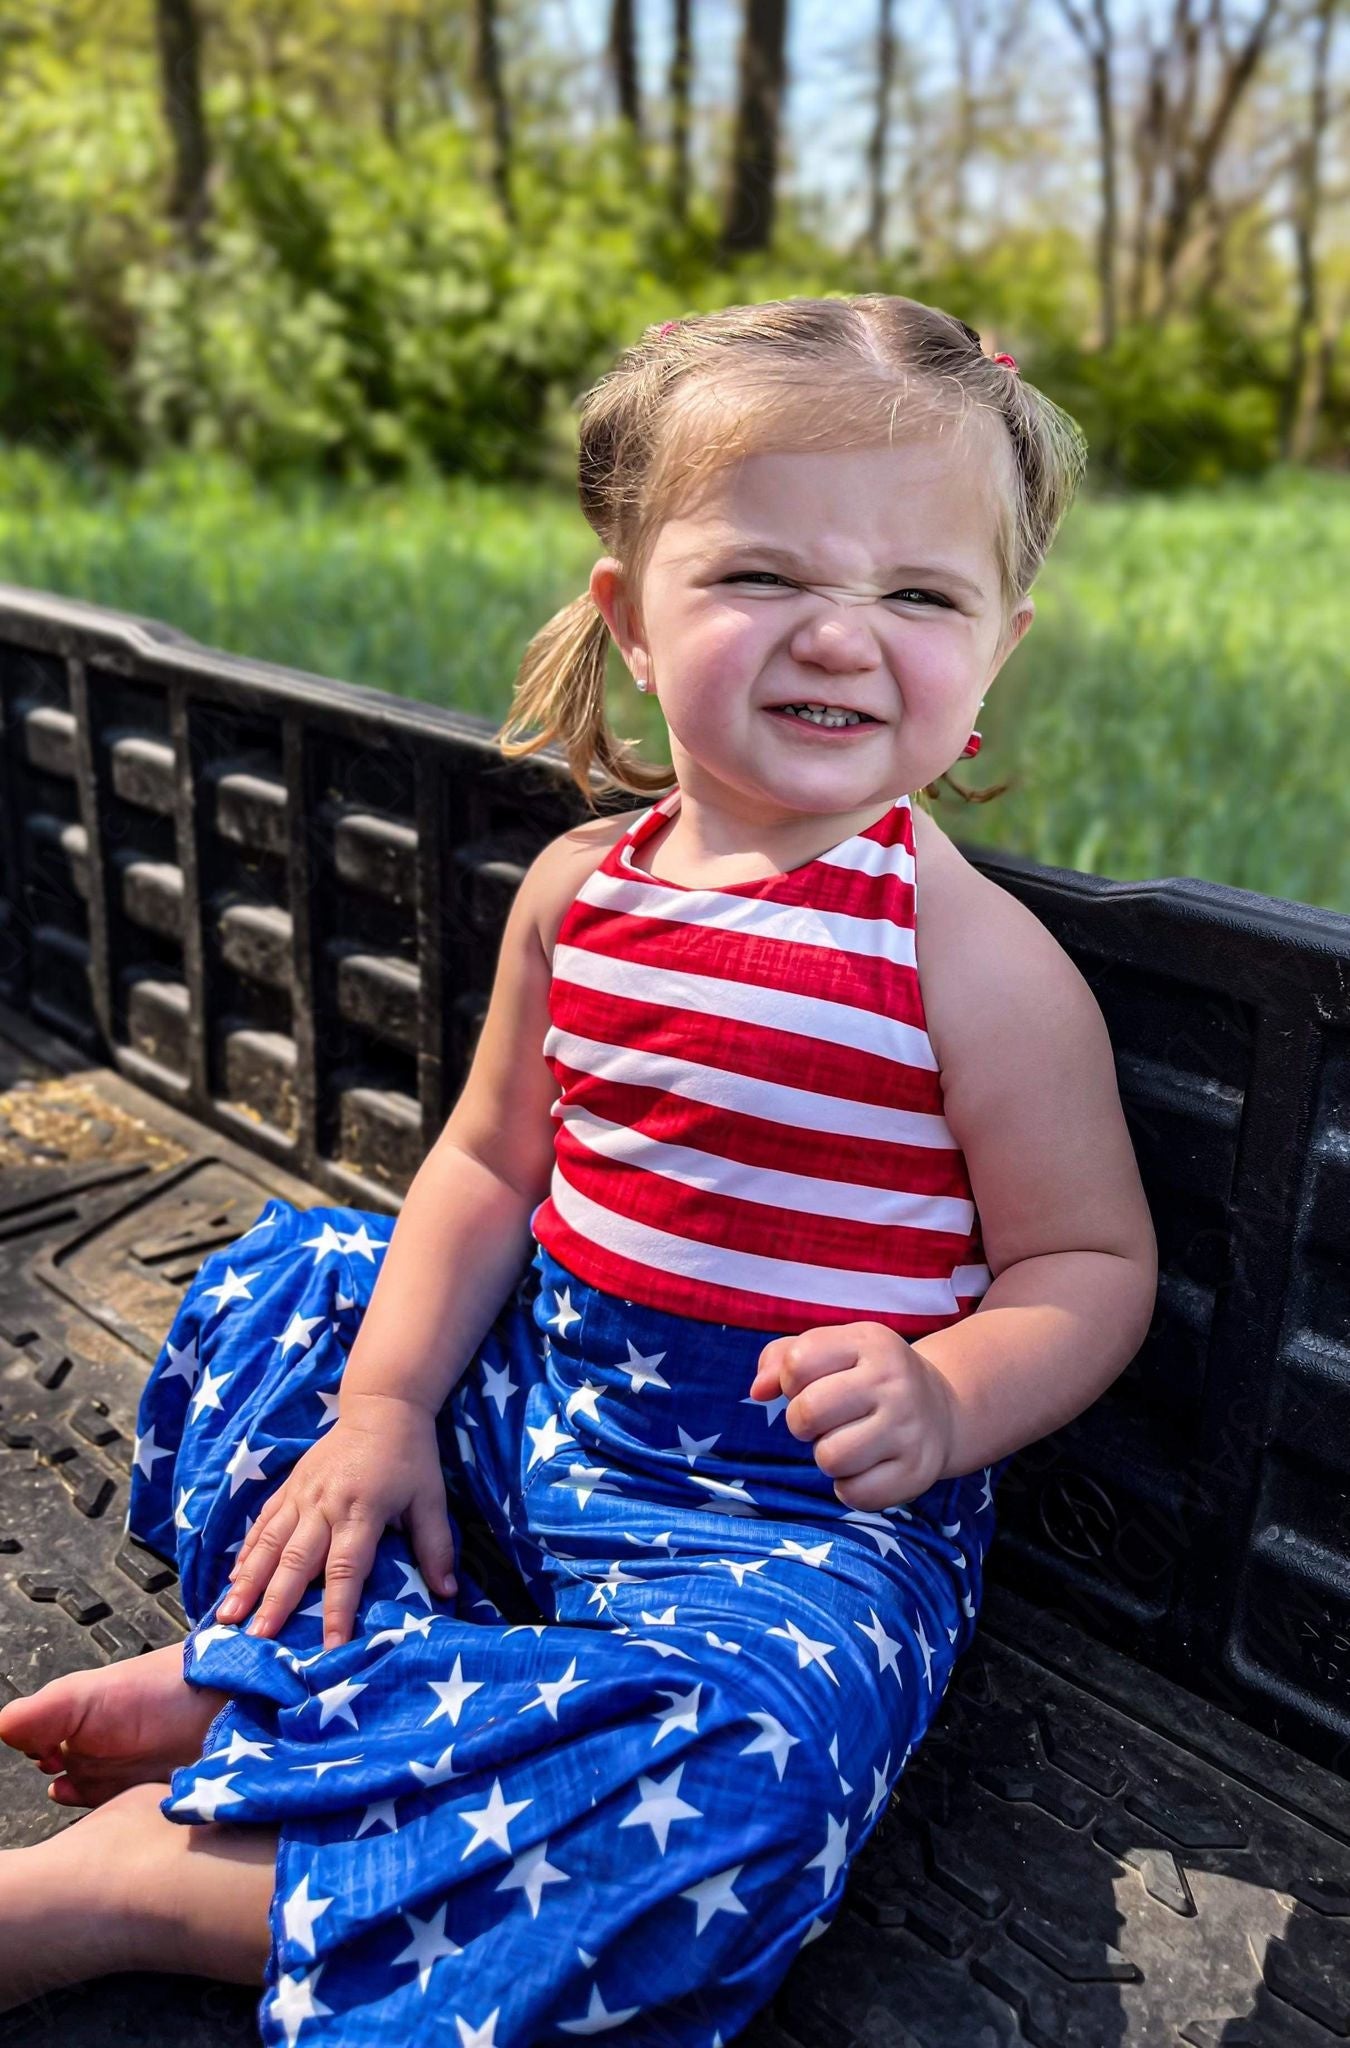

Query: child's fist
[750,1322,955,1511]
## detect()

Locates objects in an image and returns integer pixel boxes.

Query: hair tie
[992,352,1018,373]
[657,320,680,338]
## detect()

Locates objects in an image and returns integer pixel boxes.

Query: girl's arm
[911,866,1159,1478]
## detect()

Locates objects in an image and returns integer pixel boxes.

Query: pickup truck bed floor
[0,1002,1346,2048]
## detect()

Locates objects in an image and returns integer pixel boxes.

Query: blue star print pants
[126,1200,1011,2047]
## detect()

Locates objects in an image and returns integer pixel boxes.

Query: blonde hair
[494,294,1088,811]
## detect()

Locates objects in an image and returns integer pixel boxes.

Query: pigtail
[494,592,676,811]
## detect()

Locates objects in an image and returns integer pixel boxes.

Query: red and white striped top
[529,784,992,1337]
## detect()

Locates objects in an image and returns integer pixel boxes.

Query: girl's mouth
[766,704,881,737]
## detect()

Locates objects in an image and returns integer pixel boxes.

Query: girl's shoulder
[912,801,1099,1082]
[531,807,638,959]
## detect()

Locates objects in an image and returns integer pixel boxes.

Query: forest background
[0,0,1346,909]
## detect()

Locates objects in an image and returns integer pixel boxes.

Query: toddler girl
[0,294,1157,2045]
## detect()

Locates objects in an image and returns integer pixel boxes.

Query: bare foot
[0,1645,229,1810]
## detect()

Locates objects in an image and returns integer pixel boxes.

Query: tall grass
[0,448,1345,914]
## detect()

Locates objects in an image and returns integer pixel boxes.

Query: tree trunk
[863,0,896,261]
[609,0,643,138]
[721,0,789,256]
[153,0,212,258]
[1281,0,1337,461]
[473,0,515,225]
[1051,0,1118,348]
[668,0,693,223]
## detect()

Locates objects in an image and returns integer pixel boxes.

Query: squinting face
[595,432,1033,841]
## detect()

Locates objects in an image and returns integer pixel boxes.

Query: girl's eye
[727,573,950,607]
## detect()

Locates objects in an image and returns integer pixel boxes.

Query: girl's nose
[789,611,883,670]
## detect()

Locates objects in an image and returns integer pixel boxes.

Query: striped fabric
[529,785,992,1336]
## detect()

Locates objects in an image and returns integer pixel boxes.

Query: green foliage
[1,453,1346,916]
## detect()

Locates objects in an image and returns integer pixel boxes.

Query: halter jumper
[126,785,1012,2048]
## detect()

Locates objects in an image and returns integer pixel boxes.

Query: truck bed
[2,584,1349,2045]
[1,1012,1347,2047]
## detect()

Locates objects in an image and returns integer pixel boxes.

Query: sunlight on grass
[0,449,1345,913]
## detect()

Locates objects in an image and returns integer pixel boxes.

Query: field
[0,451,1345,915]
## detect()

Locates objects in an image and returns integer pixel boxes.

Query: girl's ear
[993,598,1035,671]
[590,559,651,685]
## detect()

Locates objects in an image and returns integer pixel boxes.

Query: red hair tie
[658,321,680,338]
[992,352,1018,372]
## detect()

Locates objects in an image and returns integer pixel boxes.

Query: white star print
[495,1840,570,1918]
[772,1537,833,1568]
[300,1223,348,1262]
[189,1362,233,1422]
[282,1873,334,1958]
[915,1613,935,1691]
[743,1389,789,1426]
[159,1335,199,1386]
[200,1266,263,1312]
[545,1286,582,1338]
[167,1771,246,1821]
[564,1461,621,1508]
[864,1752,892,1825]
[459,1777,532,1859]
[639,1605,679,1626]
[619,1339,669,1392]
[557,1985,641,2033]
[355,1798,399,1836]
[739,1712,801,1780]
[392,1901,462,1992]
[310,1676,367,1730]
[709,1556,769,1589]
[190,1620,238,1661]
[425,1654,485,1727]
[526,1412,577,1469]
[368,1610,434,1650]
[269,1966,334,2046]
[687,1472,758,1514]
[828,1731,853,1796]
[205,1728,274,1765]
[838,1509,906,1558]
[132,1425,174,1479]
[940,1519,962,1538]
[979,1467,993,1511]
[409,1744,463,1789]
[453,2011,502,2048]
[519,1657,588,1721]
[806,1812,849,1895]
[173,1485,196,1530]
[618,1762,702,1854]
[481,1358,519,1416]
[339,1224,386,1262]
[622,1529,677,1552]
[289,1753,364,1779]
[393,1559,435,1606]
[650,1683,702,1746]
[676,1426,720,1465]
[225,1433,274,1497]
[564,1378,605,1423]
[680,1864,748,1936]
[621,1635,695,1660]
[706,1630,742,1653]
[275,1310,326,1358]
[855,1606,905,1684]
[767,1616,840,1685]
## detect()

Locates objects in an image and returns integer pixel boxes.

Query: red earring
[960,730,982,758]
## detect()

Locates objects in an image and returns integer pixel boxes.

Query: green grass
[1,447,1346,914]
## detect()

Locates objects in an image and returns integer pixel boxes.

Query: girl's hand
[749,1324,956,1511]
[215,1393,458,1650]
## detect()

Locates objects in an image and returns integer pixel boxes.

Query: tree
[609,0,643,139]
[721,0,789,255]
[862,0,897,262]
[1052,0,1120,346]
[1281,0,1342,456]
[154,0,212,257]
[473,0,515,224]
[668,0,693,224]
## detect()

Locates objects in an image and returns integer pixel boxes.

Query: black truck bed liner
[1,587,1348,2045]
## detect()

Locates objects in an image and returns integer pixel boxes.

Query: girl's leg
[0,1781,275,2013]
